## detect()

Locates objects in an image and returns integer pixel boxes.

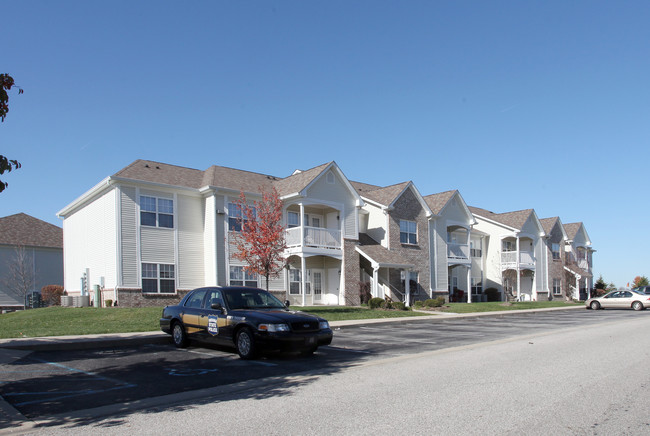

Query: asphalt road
[1,308,648,434]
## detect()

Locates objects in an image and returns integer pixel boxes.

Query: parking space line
[322,346,371,354]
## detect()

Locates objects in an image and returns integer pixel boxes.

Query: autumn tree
[233,187,287,291]
[1,73,23,193]
[632,275,649,288]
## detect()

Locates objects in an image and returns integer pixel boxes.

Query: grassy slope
[0,301,579,339]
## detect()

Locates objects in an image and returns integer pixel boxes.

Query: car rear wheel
[236,328,257,359]
[172,322,189,348]
[590,301,601,310]
[632,301,644,311]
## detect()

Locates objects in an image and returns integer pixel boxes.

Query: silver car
[585,290,650,311]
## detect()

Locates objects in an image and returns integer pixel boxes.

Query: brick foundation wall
[116,288,190,307]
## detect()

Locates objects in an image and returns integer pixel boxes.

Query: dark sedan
[160,286,333,359]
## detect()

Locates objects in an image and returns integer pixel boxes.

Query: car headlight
[319,321,330,330]
[258,323,290,332]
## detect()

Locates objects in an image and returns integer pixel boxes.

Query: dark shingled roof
[112,160,336,197]
[470,206,535,231]
[563,222,583,240]
[356,181,411,206]
[357,233,414,268]
[350,180,382,194]
[0,213,62,248]
[424,190,457,215]
[540,217,560,235]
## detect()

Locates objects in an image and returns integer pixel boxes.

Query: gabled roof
[0,213,62,248]
[356,233,414,268]
[540,217,568,240]
[353,181,433,217]
[564,222,591,246]
[114,160,206,189]
[470,206,543,234]
[423,190,456,215]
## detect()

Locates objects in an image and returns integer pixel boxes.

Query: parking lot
[1,308,645,423]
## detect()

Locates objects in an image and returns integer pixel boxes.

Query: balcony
[501,250,535,270]
[447,243,470,265]
[285,226,342,256]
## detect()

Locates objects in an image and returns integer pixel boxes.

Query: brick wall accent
[386,188,431,301]
[343,238,361,306]
[546,223,567,300]
[117,288,190,307]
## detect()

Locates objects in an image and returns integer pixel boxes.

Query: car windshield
[224,288,286,310]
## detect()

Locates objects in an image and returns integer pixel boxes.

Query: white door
[328,268,340,305]
[313,270,323,303]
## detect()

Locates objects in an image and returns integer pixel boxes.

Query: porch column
[301,255,307,307]
[373,266,380,298]
[532,271,537,301]
[299,203,305,246]
[516,236,521,300]
[466,266,472,303]
[586,276,591,300]
[405,269,411,306]
[575,274,581,301]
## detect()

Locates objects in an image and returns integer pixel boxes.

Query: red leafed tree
[233,187,287,291]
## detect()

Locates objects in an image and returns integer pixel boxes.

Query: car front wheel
[172,322,189,348]
[590,301,601,310]
[632,301,644,311]
[235,328,257,359]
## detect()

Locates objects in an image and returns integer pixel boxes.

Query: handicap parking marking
[1,357,137,407]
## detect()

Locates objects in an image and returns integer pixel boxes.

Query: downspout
[516,235,521,300]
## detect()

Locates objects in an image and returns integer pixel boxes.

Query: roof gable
[0,213,63,248]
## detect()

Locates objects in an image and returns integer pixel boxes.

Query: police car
[160,286,333,359]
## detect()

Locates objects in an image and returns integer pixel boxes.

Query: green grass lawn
[0,300,580,339]
[441,300,580,313]
[0,306,163,339]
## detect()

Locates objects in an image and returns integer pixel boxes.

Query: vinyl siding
[120,186,138,287]
[177,194,204,289]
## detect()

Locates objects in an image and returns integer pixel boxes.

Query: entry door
[313,270,323,302]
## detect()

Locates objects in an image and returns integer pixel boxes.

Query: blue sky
[2,1,648,288]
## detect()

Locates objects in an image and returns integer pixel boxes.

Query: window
[287,211,299,228]
[471,277,483,294]
[470,240,482,258]
[552,243,561,260]
[289,269,301,294]
[502,240,515,252]
[140,196,173,228]
[229,266,258,287]
[553,278,561,295]
[185,289,207,308]
[142,263,175,293]
[228,203,256,232]
[400,220,417,244]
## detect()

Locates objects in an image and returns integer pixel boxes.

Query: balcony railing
[501,250,535,269]
[285,226,342,250]
[448,243,469,260]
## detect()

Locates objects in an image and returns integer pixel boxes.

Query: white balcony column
[466,265,472,303]
[373,266,380,298]
[586,276,591,300]
[299,203,305,247]
[532,271,537,301]
[516,236,521,300]
[301,255,306,307]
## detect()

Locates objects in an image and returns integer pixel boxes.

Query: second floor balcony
[448,242,470,264]
[285,226,342,256]
[501,250,535,270]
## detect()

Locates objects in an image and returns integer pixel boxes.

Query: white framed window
[229,266,258,287]
[228,203,256,232]
[287,211,300,228]
[140,196,173,228]
[289,269,302,294]
[552,243,561,260]
[400,220,417,244]
[502,240,515,252]
[470,239,482,258]
[471,277,483,294]
[448,276,458,292]
[553,278,562,295]
[142,263,175,293]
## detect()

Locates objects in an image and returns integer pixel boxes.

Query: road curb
[0,305,583,352]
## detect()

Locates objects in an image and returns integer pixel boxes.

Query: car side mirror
[211,302,224,312]
[284,300,290,308]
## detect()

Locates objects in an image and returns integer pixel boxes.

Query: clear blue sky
[2,1,649,288]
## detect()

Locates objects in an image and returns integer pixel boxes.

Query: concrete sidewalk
[0,305,583,352]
